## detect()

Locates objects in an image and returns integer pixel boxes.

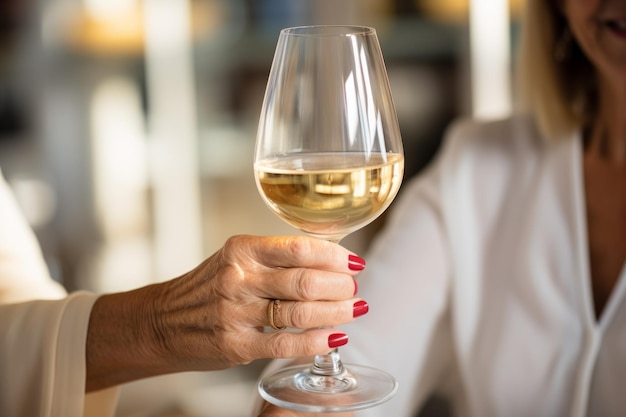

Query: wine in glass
[254,25,404,412]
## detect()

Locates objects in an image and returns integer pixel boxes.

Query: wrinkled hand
[86,235,366,391]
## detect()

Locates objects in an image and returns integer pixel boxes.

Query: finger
[249,328,349,359]
[255,267,358,301]
[245,235,365,275]
[258,401,306,417]
[258,401,353,417]
[259,299,368,330]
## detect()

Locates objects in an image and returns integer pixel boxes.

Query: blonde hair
[516,0,596,141]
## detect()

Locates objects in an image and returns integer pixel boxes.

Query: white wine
[255,152,404,240]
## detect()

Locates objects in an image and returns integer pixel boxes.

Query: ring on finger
[267,299,287,330]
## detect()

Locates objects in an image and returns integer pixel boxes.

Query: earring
[555,26,572,62]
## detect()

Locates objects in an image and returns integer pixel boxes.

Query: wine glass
[253,25,404,412]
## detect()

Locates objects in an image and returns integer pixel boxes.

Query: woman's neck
[587,75,626,164]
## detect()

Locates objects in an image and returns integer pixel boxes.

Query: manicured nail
[353,300,369,318]
[348,254,366,271]
[353,279,358,295]
[328,333,348,348]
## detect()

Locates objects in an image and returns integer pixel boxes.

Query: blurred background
[0,0,522,416]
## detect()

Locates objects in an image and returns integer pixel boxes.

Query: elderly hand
[85,235,367,391]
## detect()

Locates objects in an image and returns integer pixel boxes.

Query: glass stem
[310,236,347,377]
[311,349,345,376]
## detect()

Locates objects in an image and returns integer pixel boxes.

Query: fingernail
[348,254,366,271]
[328,333,348,348]
[353,279,358,295]
[353,300,369,318]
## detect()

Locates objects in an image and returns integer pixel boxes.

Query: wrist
[85,283,169,391]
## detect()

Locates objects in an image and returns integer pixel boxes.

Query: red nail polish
[353,300,369,318]
[353,279,358,295]
[348,254,365,271]
[328,333,348,348]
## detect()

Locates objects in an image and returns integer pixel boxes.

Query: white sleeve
[0,167,66,302]
[0,292,94,416]
[341,159,454,417]
[0,168,120,416]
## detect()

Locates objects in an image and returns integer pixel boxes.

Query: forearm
[85,285,168,392]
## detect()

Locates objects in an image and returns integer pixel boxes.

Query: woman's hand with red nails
[85,235,367,392]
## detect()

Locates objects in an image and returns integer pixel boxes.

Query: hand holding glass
[254,25,404,412]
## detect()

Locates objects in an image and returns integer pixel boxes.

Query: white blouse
[0,168,118,417]
[340,116,626,417]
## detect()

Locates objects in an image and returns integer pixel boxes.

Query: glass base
[258,363,398,413]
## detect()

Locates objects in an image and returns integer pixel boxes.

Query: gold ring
[267,299,286,330]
